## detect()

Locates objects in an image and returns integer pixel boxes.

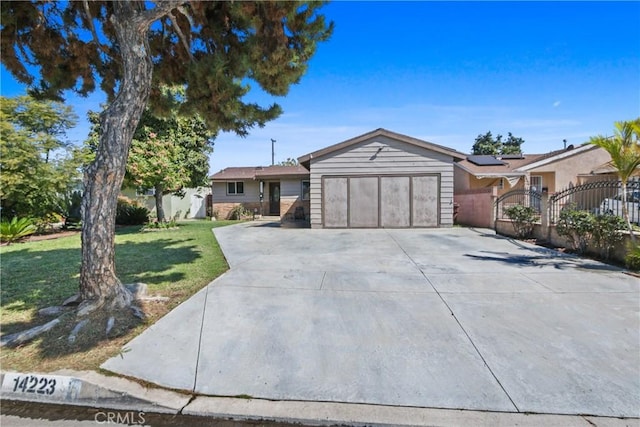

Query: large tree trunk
[79,3,156,311]
[154,183,166,222]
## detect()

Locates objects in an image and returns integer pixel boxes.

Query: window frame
[226,181,244,196]
[301,180,310,201]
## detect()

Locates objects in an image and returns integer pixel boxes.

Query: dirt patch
[25,230,80,243]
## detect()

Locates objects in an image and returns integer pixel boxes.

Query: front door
[269,182,280,215]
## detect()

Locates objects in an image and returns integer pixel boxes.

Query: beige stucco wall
[527,146,610,193]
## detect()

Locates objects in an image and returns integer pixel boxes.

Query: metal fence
[548,178,638,224]
[495,189,543,221]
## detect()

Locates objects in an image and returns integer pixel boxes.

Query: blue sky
[2,1,639,175]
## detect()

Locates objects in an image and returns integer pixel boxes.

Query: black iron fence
[548,178,638,224]
[494,178,639,225]
[495,189,543,221]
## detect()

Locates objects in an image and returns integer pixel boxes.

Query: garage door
[322,175,439,228]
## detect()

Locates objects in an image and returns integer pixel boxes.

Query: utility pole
[271,138,276,165]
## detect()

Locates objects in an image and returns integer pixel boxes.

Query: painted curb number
[2,373,74,398]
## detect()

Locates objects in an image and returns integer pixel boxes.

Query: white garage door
[322,175,439,228]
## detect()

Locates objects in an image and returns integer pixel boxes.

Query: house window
[227,181,244,195]
[301,180,310,200]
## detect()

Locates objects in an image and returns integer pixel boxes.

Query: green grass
[0,220,239,372]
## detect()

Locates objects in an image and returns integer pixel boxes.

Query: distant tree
[472,131,501,155]
[501,132,525,155]
[277,157,299,166]
[589,119,640,242]
[126,106,214,222]
[472,131,524,155]
[0,95,83,220]
[1,1,333,315]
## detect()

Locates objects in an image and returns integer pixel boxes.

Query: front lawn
[0,220,238,373]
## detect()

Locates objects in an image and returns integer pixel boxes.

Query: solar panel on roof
[467,155,506,166]
[500,154,524,160]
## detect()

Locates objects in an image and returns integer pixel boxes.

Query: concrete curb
[1,370,638,426]
[182,396,638,427]
[0,370,190,414]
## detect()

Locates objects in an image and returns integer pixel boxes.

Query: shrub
[592,214,626,260]
[116,197,149,225]
[503,205,538,239]
[556,205,595,254]
[227,204,250,220]
[625,244,640,271]
[142,219,178,231]
[0,217,37,244]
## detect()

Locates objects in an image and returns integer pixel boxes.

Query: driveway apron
[102,223,640,417]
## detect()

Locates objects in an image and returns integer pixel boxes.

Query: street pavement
[102,222,640,419]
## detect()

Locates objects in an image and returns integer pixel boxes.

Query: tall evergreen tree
[1,1,333,315]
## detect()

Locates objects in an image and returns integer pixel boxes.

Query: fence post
[491,186,498,230]
[540,192,550,241]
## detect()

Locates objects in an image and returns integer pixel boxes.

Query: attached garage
[299,129,465,229]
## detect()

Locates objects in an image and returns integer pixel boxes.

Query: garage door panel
[323,177,348,228]
[349,177,379,227]
[412,175,439,227]
[380,177,411,228]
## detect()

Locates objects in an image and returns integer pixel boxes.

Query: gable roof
[514,144,599,172]
[455,154,544,177]
[210,165,309,181]
[456,144,600,178]
[298,128,466,166]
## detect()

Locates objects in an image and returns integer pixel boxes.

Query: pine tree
[1,1,333,315]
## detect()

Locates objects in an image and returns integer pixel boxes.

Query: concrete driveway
[102,222,640,418]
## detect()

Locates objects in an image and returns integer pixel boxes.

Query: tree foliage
[126,102,214,221]
[589,118,640,242]
[277,157,299,166]
[1,1,333,312]
[0,95,83,220]
[472,131,524,155]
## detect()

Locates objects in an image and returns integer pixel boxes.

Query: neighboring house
[121,186,211,220]
[453,144,613,228]
[210,165,310,220]
[454,144,612,195]
[298,128,466,228]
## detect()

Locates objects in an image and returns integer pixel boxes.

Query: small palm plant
[589,119,640,243]
[0,217,37,245]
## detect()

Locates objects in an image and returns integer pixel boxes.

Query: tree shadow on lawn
[2,238,200,310]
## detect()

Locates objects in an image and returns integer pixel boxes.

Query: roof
[210,165,309,181]
[298,128,467,166]
[456,154,545,177]
[456,144,600,178]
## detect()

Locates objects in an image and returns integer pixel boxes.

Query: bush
[556,205,595,254]
[625,244,640,271]
[0,217,37,244]
[592,214,626,260]
[63,190,83,230]
[503,205,538,239]
[227,204,250,220]
[142,219,178,231]
[116,197,149,225]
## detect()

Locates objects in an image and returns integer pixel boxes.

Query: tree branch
[169,8,195,62]
[82,0,110,57]
[137,0,186,28]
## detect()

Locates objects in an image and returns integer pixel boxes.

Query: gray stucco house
[210,128,465,228]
